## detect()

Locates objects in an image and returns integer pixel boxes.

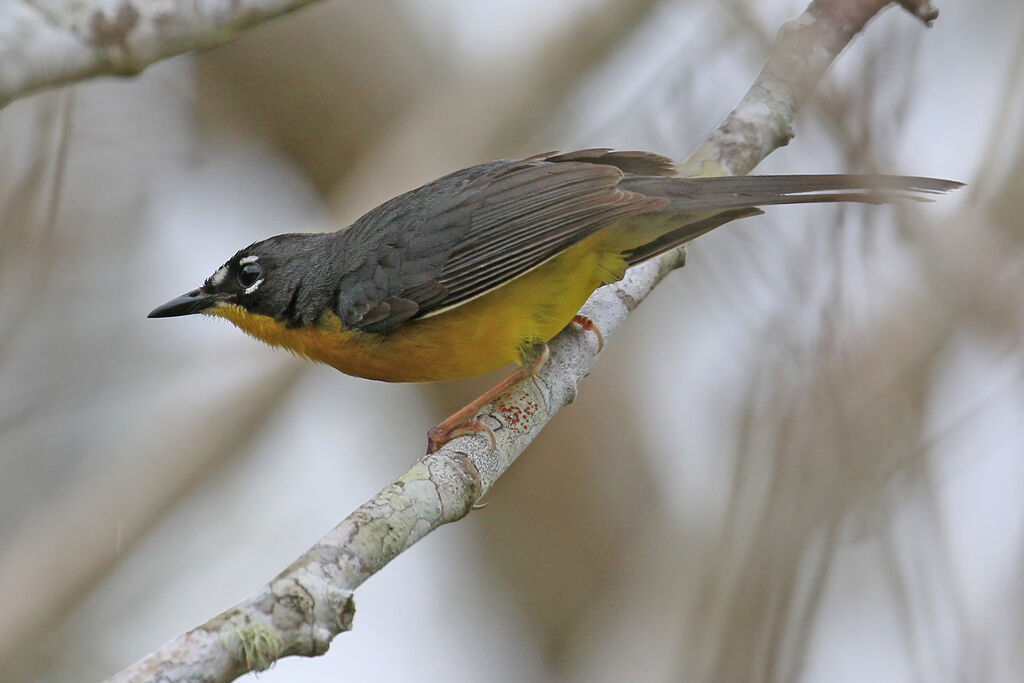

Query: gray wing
[332,150,671,333]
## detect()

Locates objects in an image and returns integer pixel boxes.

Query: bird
[148,149,961,452]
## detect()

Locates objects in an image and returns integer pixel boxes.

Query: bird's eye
[237,262,263,289]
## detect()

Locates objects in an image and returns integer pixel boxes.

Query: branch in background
[678,0,938,178]
[105,0,942,680]
[0,0,326,108]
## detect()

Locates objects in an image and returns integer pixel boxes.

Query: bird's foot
[426,418,497,454]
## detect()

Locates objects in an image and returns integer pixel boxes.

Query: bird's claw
[571,314,604,352]
[426,418,497,454]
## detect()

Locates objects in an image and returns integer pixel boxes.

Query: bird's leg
[571,314,604,352]
[426,344,550,454]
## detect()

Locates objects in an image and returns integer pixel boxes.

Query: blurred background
[1,0,1022,681]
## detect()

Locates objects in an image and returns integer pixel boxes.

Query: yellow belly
[208,234,631,382]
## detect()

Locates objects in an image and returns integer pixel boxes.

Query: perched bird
[149,149,960,451]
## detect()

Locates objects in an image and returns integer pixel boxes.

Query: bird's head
[148,232,332,326]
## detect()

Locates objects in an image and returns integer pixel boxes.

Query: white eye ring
[237,260,264,290]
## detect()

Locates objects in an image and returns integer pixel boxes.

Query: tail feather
[619,174,963,213]
[613,173,961,266]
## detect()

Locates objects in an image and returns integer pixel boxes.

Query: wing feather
[332,154,666,332]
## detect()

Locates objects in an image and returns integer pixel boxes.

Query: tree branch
[108,251,684,683]
[678,0,938,178]
[0,0,325,108]
[104,1,943,680]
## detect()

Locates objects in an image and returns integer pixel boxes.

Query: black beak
[148,289,222,318]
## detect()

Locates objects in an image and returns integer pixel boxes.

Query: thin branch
[105,0,943,680]
[678,0,938,178]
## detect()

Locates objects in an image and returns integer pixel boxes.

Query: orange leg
[427,345,550,454]
[571,314,604,352]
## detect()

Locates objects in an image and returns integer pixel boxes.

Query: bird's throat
[205,303,403,380]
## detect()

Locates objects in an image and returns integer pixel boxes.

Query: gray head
[148,232,335,325]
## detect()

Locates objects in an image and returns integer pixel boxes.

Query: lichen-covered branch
[104,1,943,681]
[0,0,326,108]
[108,251,684,683]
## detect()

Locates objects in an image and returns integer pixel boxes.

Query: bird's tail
[618,174,962,265]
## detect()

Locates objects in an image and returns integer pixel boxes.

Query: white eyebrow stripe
[208,265,229,287]
[239,255,259,265]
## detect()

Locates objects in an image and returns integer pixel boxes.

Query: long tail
[618,174,963,265]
